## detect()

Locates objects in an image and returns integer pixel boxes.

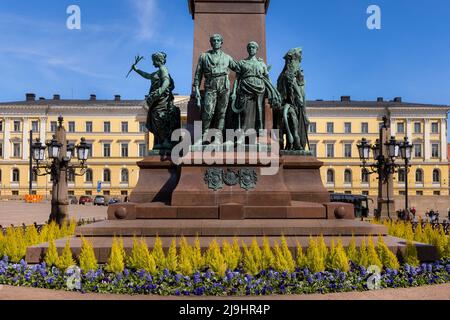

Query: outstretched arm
[133,66,153,80]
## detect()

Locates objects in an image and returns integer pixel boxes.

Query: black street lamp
[31,116,90,225]
[357,116,413,220]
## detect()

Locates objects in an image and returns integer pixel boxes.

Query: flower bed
[0,257,449,296]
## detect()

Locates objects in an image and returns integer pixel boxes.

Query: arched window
[31,170,37,182]
[432,169,440,183]
[12,169,20,182]
[361,169,369,183]
[121,169,129,183]
[0,169,2,182]
[415,169,423,183]
[85,169,93,183]
[103,169,111,182]
[327,169,334,184]
[344,169,352,184]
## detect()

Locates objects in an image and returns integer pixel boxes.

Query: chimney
[377,97,384,102]
[53,94,60,100]
[26,93,36,101]
[90,94,96,101]
[393,97,402,103]
[341,96,351,102]
[114,95,121,101]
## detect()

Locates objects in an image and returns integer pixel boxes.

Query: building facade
[0,94,448,200]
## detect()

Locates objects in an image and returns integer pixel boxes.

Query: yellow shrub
[127,237,156,274]
[261,237,275,270]
[191,236,204,272]
[444,236,450,259]
[39,225,49,243]
[280,236,295,273]
[178,237,193,276]
[4,227,25,263]
[414,223,423,243]
[78,237,98,272]
[404,223,414,242]
[377,240,400,270]
[152,236,166,270]
[403,240,420,267]
[431,228,447,259]
[306,237,325,273]
[58,239,75,270]
[231,237,242,266]
[358,238,369,268]
[273,241,289,272]
[295,241,308,269]
[423,223,434,244]
[242,242,259,275]
[25,225,39,246]
[249,239,263,272]
[334,239,350,272]
[68,219,77,236]
[204,239,226,277]
[45,238,59,267]
[367,236,383,269]
[59,222,68,239]
[0,230,4,258]
[325,239,336,270]
[165,239,178,272]
[317,235,328,261]
[105,236,125,274]
[347,235,358,263]
[222,240,239,271]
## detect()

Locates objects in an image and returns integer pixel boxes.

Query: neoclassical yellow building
[0,94,448,199]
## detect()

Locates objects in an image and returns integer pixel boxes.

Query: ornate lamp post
[357,119,413,220]
[31,116,90,225]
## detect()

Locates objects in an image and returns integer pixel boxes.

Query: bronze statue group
[130,33,309,152]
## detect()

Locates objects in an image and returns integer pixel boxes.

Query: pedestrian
[447,208,450,222]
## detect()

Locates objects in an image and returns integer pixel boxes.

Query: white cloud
[130,0,159,40]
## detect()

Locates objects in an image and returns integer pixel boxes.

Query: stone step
[75,219,387,237]
[25,235,438,264]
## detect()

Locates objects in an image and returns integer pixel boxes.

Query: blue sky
[1,0,449,138]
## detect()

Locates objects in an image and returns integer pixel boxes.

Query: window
[121,122,128,133]
[103,190,110,196]
[431,122,439,134]
[67,169,75,183]
[104,122,111,133]
[414,122,421,133]
[13,143,21,158]
[414,144,422,158]
[12,191,19,196]
[416,191,423,196]
[398,169,406,183]
[326,144,334,158]
[86,143,93,157]
[309,122,317,133]
[0,120,3,132]
[344,144,352,158]
[361,122,369,134]
[121,190,128,196]
[12,169,20,182]
[326,169,334,184]
[362,191,369,196]
[121,143,129,157]
[139,143,147,157]
[139,122,147,133]
[399,191,406,196]
[397,122,405,134]
[361,169,369,184]
[68,122,75,133]
[432,169,440,183]
[309,143,317,157]
[0,169,2,182]
[68,191,75,196]
[431,144,439,158]
[344,169,352,184]
[0,142,3,157]
[121,169,129,183]
[85,191,92,196]
[31,170,37,182]
[31,121,39,132]
[50,121,57,132]
[433,191,441,196]
[326,122,334,133]
[85,169,93,183]
[344,122,352,134]
[86,121,93,133]
[103,143,111,157]
[13,120,21,132]
[415,169,423,183]
[103,169,111,183]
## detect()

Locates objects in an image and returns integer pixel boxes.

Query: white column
[406,119,413,142]
[3,118,10,159]
[22,118,29,160]
[441,118,447,161]
[39,117,47,144]
[424,119,431,160]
